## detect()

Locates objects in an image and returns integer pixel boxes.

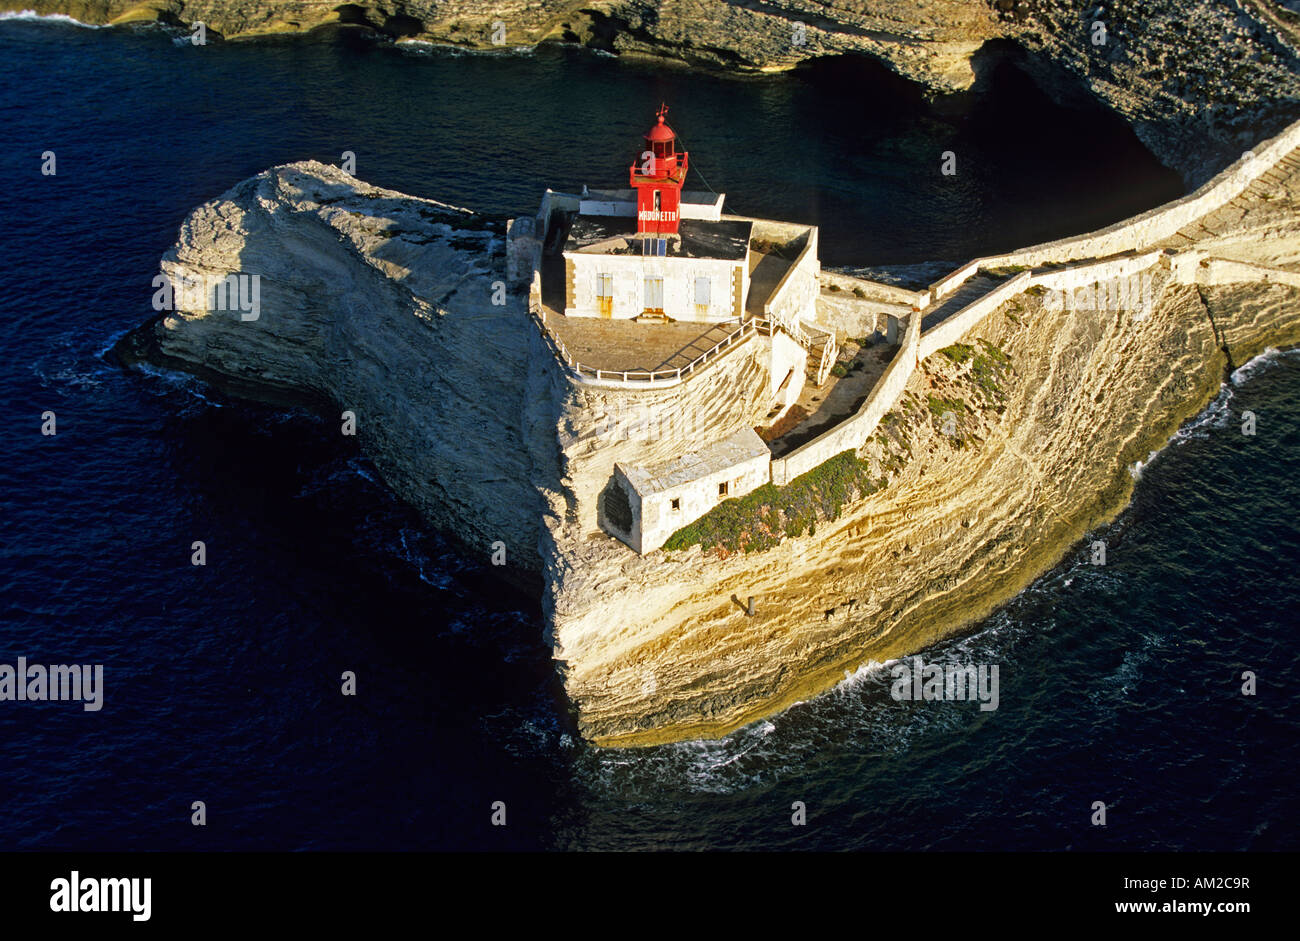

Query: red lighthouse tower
[629,104,688,237]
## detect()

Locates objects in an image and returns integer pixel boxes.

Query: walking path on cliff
[908,133,1300,342]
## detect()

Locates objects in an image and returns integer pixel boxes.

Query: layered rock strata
[119,119,1300,745]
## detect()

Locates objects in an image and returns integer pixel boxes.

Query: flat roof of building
[564,216,753,260]
[619,427,770,497]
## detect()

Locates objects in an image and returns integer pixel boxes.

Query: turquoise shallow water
[0,16,1295,851]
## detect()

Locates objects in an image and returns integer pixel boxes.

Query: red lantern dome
[645,112,676,143]
[629,104,689,236]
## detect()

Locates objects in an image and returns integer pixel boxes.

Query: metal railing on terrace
[529,303,759,386]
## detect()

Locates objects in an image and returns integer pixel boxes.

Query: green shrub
[940,342,974,365]
[927,394,966,416]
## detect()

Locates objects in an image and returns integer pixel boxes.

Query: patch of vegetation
[826,283,842,293]
[978,339,1009,366]
[1026,284,1047,297]
[831,362,849,377]
[661,451,879,556]
[852,286,867,298]
[940,342,974,365]
[969,339,1011,404]
[927,394,966,416]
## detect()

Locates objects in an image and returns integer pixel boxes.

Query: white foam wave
[1231,346,1299,386]
[1172,384,1234,442]
[1126,345,1299,469]
[396,528,453,589]
[439,43,538,58]
[1129,450,1159,479]
[836,657,895,690]
[395,39,436,55]
[0,10,99,27]
[130,361,227,406]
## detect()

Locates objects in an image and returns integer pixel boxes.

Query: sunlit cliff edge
[116,117,1300,746]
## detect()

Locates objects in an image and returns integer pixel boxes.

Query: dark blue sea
[1,14,1296,851]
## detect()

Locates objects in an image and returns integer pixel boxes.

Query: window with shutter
[596,273,613,317]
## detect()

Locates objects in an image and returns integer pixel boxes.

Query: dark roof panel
[563,216,752,260]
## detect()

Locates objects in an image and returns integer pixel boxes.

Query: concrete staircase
[803,323,837,385]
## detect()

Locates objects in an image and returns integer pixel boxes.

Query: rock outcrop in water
[9,0,1300,184]
[119,164,552,577]
[117,118,1300,746]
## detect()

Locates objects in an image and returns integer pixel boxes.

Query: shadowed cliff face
[119,161,554,579]
[8,0,1300,183]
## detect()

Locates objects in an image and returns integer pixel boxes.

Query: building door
[596,273,613,318]
[694,276,710,319]
[644,276,664,316]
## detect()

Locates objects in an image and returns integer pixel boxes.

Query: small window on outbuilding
[671,498,680,511]
[718,482,728,497]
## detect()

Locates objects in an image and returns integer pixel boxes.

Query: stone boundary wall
[1197,256,1300,288]
[746,217,813,246]
[820,269,926,308]
[920,252,1166,363]
[770,309,920,485]
[926,117,1300,302]
[916,271,1033,360]
[771,250,1172,486]
[764,228,820,328]
[815,271,916,341]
